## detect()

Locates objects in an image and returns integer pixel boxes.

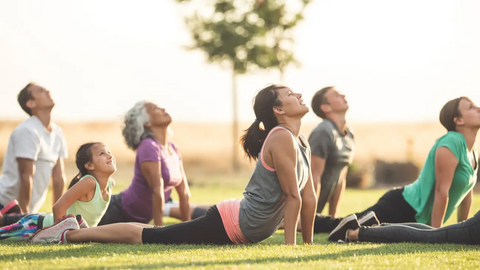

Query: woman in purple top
[98,101,207,226]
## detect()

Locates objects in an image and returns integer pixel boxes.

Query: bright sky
[1,0,479,123]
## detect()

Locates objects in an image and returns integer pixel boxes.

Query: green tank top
[43,175,113,227]
[403,132,477,225]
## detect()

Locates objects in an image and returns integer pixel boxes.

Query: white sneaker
[31,214,79,244]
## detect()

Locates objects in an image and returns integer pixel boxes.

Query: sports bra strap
[260,126,298,172]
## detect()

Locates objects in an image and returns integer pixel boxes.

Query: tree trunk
[232,70,240,172]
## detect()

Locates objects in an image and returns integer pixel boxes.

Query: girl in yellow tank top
[0,142,116,241]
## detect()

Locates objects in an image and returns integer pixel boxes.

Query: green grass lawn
[2,179,480,269]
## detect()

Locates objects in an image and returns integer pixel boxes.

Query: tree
[250,0,311,82]
[175,0,311,171]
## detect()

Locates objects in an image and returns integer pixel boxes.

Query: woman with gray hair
[98,101,207,226]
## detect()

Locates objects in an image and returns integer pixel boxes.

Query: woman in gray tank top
[31,84,318,246]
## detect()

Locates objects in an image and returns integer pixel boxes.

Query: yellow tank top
[43,175,112,227]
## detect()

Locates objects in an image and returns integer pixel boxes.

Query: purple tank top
[121,137,183,223]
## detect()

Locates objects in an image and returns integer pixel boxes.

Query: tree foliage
[176,0,311,74]
[174,0,311,171]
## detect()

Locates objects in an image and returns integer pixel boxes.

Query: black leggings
[98,193,131,226]
[359,210,480,244]
[2,214,27,227]
[142,205,234,245]
[314,187,417,233]
[99,193,211,226]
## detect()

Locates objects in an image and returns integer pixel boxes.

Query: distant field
[0,120,452,176]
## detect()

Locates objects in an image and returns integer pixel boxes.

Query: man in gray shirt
[309,86,354,216]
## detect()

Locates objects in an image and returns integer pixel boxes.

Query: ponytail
[68,173,83,189]
[241,84,283,160]
[241,120,268,160]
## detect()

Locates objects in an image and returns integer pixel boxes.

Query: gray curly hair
[122,100,154,150]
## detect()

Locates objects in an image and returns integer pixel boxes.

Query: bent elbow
[434,185,449,196]
[302,195,317,206]
[285,194,302,206]
[149,181,163,193]
[19,172,32,183]
[434,188,449,201]
[285,191,301,199]
[52,175,66,184]
[52,204,62,216]
[181,192,191,201]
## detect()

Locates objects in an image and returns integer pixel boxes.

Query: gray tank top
[239,126,310,243]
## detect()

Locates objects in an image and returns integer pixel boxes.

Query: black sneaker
[0,200,21,215]
[358,211,380,227]
[328,214,360,243]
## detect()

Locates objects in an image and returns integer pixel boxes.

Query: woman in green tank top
[316,96,480,243]
[0,142,116,241]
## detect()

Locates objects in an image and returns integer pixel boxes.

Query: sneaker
[30,214,79,244]
[76,215,89,229]
[358,211,380,227]
[0,200,21,215]
[328,214,360,243]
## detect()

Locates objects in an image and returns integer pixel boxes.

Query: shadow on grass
[64,244,480,269]
[0,242,229,261]
[2,239,480,267]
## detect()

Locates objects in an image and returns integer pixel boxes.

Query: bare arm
[310,155,326,200]
[141,161,164,226]
[300,171,317,244]
[175,162,191,222]
[51,158,66,205]
[328,167,348,217]
[457,189,472,222]
[431,147,458,228]
[267,130,302,245]
[17,158,35,213]
[52,177,96,221]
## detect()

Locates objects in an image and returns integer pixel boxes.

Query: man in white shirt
[0,83,68,218]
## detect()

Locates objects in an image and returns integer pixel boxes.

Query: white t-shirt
[0,116,68,213]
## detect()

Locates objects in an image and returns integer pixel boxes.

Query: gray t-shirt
[239,126,310,243]
[308,119,354,213]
